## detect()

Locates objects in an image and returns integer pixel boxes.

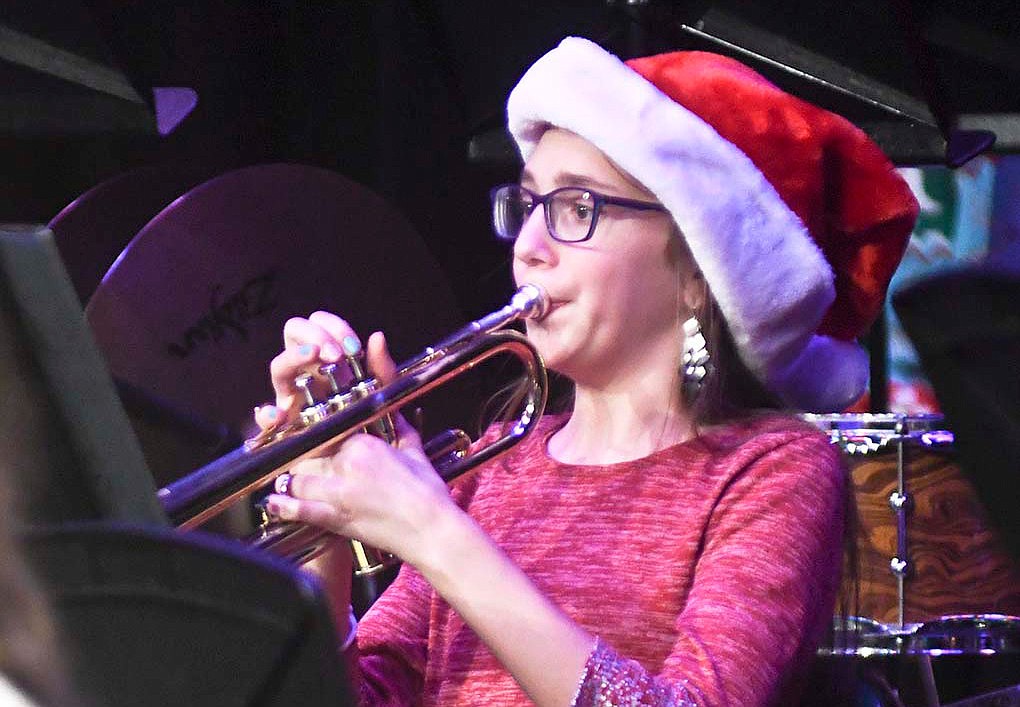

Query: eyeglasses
[489,183,668,243]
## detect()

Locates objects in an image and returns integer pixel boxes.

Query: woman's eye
[564,192,595,222]
[571,202,593,220]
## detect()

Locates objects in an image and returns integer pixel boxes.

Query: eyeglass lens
[549,189,595,242]
[493,186,596,242]
[493,186,531,241]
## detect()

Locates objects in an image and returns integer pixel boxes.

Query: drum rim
[820,614,1020,657]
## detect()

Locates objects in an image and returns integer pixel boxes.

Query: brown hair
[683,283,783,425]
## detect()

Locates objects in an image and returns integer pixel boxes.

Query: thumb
[391,412,429,460]
[366,331,425,459]
[367,331,398,384]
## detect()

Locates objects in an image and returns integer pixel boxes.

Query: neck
[548,364,696,465]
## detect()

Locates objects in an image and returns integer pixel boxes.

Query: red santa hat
[507,37,918,412]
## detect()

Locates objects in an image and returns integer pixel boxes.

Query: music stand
[22,523,355,707]
[0,224,165,524]
[2,226,357,704]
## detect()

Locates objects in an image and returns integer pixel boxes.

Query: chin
[526,318,589,374]
[527,334,567,372]
[535,342,587,381]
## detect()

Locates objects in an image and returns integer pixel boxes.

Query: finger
[290,456,336,477]
[283,316,344,363]
[269,343,323,411]
[366,331,398,384]
[308,311,363,363]
[287,464,350,500]
[264,493,348,530]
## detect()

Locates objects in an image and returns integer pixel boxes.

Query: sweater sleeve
[350,471,483,705]
[572,431,845,707]
[351,561,432,706]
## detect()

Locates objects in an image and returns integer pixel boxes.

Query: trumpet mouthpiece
[512,284,550,321]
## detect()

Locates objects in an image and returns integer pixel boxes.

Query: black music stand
[2,226,356,704]
[0,224,165,524]
[22,523,355,707]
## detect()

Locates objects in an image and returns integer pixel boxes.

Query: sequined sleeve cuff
[571,637,699,706]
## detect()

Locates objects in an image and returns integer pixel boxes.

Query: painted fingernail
[298,344,314,357]
[342,335,361,355]
[321,343,341,362]
[265,407,278,421]
[266,495,295,520]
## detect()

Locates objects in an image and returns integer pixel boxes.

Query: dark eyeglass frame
[489,183,668,243]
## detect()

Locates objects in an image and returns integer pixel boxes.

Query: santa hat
[507,37,918,412]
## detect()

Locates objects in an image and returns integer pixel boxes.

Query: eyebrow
[519,169,623,194]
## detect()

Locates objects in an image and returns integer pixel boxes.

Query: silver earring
[682,316,711,404]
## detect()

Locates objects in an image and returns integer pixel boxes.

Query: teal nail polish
[298,344,313,356]
[342,336,361,355]
[266,407,278,420]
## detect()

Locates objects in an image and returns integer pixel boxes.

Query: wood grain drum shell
[805,414,1020,626]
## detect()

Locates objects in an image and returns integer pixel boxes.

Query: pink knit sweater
[352,413,845,706]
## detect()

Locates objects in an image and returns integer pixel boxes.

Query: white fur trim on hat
[507,37,867,411]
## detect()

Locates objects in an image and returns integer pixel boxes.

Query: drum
[809,616,1020,707]
[906,614,1020,655]
[805,413,1020,627]
[804,413,1020,707]
[821,616,915,658]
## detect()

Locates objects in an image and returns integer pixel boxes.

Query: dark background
[5,7,1020,699]
[4,0,1020,318]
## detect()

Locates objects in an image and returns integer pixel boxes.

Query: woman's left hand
[261,339,457,564]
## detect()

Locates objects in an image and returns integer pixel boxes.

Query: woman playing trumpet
[256,37,917,706]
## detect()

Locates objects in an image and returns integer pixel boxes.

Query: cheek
[600,258,681,335]
[604,251,675,305]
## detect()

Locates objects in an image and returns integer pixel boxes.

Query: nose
[513,206,557,269]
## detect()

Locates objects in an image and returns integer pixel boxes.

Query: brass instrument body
[158,286,549,565]
[247,429,474,566]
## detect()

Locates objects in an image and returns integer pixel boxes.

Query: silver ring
[274,473,293,496]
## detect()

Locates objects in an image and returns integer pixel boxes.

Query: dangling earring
[681,316,711,406]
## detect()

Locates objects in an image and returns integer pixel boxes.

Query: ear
[669,227,705,313]
[683,270,707,312]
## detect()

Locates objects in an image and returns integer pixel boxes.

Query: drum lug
[888,491,912,512]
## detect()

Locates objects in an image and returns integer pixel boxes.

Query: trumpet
[157,284,549,568]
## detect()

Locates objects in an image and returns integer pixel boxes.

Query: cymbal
[86,163,467,465]
[48,160,227,303]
